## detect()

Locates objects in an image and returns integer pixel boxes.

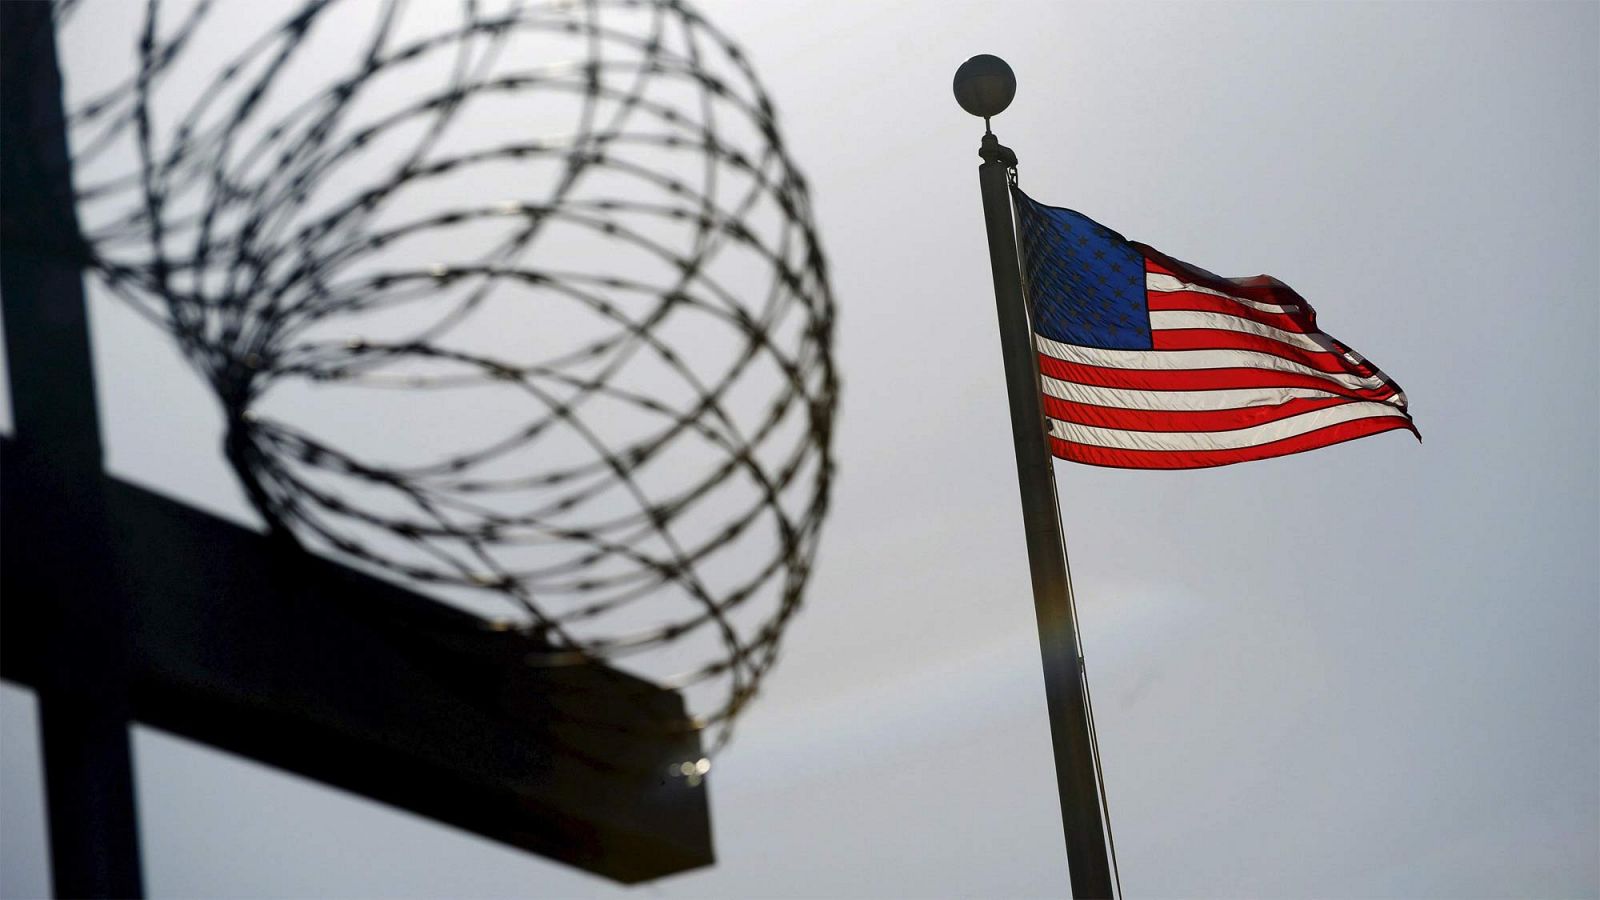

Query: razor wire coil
[58,0,837,753]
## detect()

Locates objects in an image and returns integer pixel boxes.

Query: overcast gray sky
[3,1,1597,898]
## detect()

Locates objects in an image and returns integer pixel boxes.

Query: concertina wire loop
[55,0,838,755]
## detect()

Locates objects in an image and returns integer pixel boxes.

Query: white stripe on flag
[1047,401,1409,451]
[1034,335,1393,393]
[1040,376,1343,411]
[1149,310,1342,355]
[1145,273,1300,314]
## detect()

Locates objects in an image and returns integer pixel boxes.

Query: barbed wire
[59,0,836,754]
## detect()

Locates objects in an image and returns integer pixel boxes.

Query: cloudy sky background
[3,1,1597,897]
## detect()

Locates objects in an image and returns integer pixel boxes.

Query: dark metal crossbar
[0,439,714,884]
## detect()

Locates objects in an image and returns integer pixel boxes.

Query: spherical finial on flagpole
[953,54,1016,120]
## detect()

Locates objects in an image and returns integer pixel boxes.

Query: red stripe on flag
[1041,394,1355,433]
[1142,257,1183,279]
[1151,329,1380,378]
[1035,354,1401,403]
[1047,415,1417,470]
[1147,291,1317,334]
[1137,247,1312,311]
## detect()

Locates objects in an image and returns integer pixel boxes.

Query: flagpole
[954,55,1114,899]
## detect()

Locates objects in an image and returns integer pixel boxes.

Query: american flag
[1013,188,1417,469]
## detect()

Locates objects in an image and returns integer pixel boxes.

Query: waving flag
[1013,188,1417,469]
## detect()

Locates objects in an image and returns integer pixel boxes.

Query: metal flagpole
[954,55,1114,899]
